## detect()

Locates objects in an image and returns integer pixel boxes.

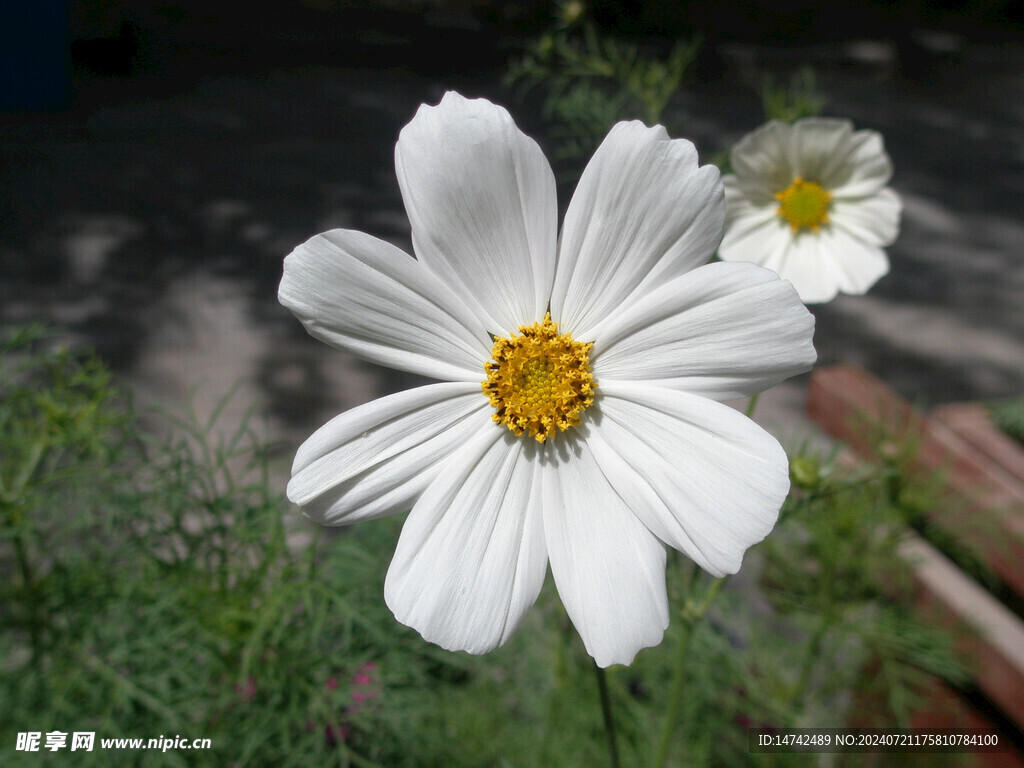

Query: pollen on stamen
[775,176,832,233]
[481,313,595,443]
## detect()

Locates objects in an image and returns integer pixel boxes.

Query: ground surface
[2,24,1023,459]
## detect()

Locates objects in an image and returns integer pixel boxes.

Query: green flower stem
[791,611,832,712]
[0,439,46,505]
[790,488,839,714]
[594,661,621,768]
[745,393,760,418]
[13,529,42,664]
[653,573,725,768]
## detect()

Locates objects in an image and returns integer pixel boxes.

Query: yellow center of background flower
[775,177,832,233]
[482,313,595,443]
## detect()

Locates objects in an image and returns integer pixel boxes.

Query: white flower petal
[831,187,902,246]
[827,129,894,198]
[590,383,790,577]
[729,120,795,192]
[730,118,894,200]
[772,232,841,304]
[288,382,492,524]
[755,225,802,279]
[395,92,557,336]
[279,229,491,381]
[719,201,795,275]
[817,225,891,296]
[788,118,856,184]
[724,174,777,216]
[591,261,816,400]
[385,431,548,655]
[551,121,724,340]
[542,433,669,667]
[765,224,890,304]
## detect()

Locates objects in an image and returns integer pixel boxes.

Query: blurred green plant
[0,326,470,767]
[760,67,827,123]
[506,1,699,173]
[542,81,630,166]
[759,452,969,726]
[990,395,1024,446]
[0,328,969,767]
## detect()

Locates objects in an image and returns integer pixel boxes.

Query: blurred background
[2,0,1023,441]
[3,2,1024,766]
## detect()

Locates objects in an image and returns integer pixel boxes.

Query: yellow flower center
[482,313,595,443]
[775,177,832,233]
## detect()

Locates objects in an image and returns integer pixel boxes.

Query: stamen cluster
[775,176,832,233]
[482,313,595,443]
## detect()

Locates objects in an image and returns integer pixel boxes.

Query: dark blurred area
[2,1,1023,423]
[1,2,71,110]
[3,0,1022,112]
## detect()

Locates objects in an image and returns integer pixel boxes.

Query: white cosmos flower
[279,92,817,667]
[719,118,902,304]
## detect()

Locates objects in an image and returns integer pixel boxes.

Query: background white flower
[719,117,902,304]
[279,92,817,667]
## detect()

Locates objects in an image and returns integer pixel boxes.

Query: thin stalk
[791,613,831,712]
[13,530,42,665]
[2,439,46,504]
[791,493,838,714]
[653,617,695,768]
[594,661,621,768]
[653,575,725,768]
[745,393,760,418]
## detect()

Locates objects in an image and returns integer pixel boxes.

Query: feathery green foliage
[760,67,827,123]
[505,2,699,175]
[990,395,1024,446]
[0,330,969,767]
